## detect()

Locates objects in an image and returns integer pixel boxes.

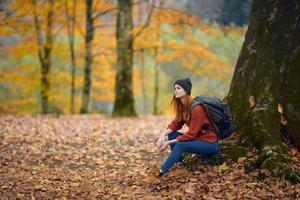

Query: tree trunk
[226,0,300,181]
[140,48,147,114]
[64,0,77,114]
[153,46,159,115]
[80,0,94,114]
[32,0,54,114]
[113,0,136,116]
[153,1,163,115]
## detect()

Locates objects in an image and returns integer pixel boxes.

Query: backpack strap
[190,99,220,140]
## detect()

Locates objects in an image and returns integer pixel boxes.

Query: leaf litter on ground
[0,114,299,199]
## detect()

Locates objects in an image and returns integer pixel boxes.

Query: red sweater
[167,104,218,143]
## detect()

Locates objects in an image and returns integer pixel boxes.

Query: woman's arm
[156,128,173,149]
[156,119,183,149]
[167,119,184,132]
[176,106,204,141]
[160,128,173,137]
[159,139,178,152]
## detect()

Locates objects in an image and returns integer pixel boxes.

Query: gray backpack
[191,96,235,139]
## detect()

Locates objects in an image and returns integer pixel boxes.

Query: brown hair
[171,94,193,122]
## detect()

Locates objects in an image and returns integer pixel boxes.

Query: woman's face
[174,84,187,98]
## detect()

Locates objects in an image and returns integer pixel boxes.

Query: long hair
[171,94,193,122]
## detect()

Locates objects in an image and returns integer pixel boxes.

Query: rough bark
[80,0,94,114]
[226,0,300,182]
[113,0,137,116]
[64,0,77,114]
[32,0,54,114]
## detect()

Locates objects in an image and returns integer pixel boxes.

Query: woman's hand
[156,135,166,149]
[159,141,170,152]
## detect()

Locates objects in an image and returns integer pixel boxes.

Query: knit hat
[174,78,192,95]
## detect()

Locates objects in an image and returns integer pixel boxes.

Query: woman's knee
[173,142,183,151]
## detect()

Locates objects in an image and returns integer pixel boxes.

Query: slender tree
[32,0,54,114]
[64,0,77,114]
[113,0,136,116]
[80,0,94,113]
[152,0,164,115]
[139,48,147,114]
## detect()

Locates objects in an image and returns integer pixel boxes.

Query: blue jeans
[160,131,219,173]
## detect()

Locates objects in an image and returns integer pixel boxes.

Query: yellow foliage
[0,0,244,114]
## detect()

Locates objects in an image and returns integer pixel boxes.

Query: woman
[156,78,219,176]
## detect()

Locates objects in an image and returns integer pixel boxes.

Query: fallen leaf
[142,175,160,184]
[218,163,229,173]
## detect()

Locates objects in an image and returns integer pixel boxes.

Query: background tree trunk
[80,0,94,114]
[226,0,300,180]
[113,0,136,116]
[153,48,159,115]
[140,48,147,114]
[153,0,163,115]
[64,0,77,114]
[32,0,54,114]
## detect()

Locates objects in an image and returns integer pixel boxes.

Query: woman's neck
[180,97,185,104]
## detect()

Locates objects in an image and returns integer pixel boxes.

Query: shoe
[158,169,164,177]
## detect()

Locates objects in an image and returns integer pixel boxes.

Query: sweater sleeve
[176,105,205,141]
[167,118,184,131]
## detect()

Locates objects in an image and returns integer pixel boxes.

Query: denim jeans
[160,131,219,173]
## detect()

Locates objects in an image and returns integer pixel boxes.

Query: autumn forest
[0,0,246,115]
[1,0,300,199]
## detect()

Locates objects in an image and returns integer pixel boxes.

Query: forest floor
[0,115,300,199]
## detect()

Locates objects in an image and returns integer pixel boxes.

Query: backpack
[191,95,235,140]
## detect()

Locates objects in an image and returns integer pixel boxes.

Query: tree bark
[80,0,94,114]
[226,0,300,181]
[32,0,54,114]
[153,46,159,115]
[140,48,147,114]
[152,0,163,115]
[64,0,77,114]
[113,0,137,116]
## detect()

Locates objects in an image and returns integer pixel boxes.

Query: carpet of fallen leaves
[0,114,300,200]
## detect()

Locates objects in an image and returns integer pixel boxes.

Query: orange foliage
[0,0,244,113]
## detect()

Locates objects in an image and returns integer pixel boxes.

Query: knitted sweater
[167,104,218,143]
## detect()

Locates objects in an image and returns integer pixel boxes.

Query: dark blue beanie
[174,78,192,95]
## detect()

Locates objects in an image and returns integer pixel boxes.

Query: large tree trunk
[80,0,94,114]
[64,0,77,114]
[113,0,136,116]
[32,0,54,114]
[226,0,300,181]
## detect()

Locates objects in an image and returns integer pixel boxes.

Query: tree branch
[92,6,117,20]
[94,23,115,29]
[92,0,148,20]
[32,0,44,62]
[133,0,155,40]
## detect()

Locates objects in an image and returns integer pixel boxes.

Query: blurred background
[0,0,251,115]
